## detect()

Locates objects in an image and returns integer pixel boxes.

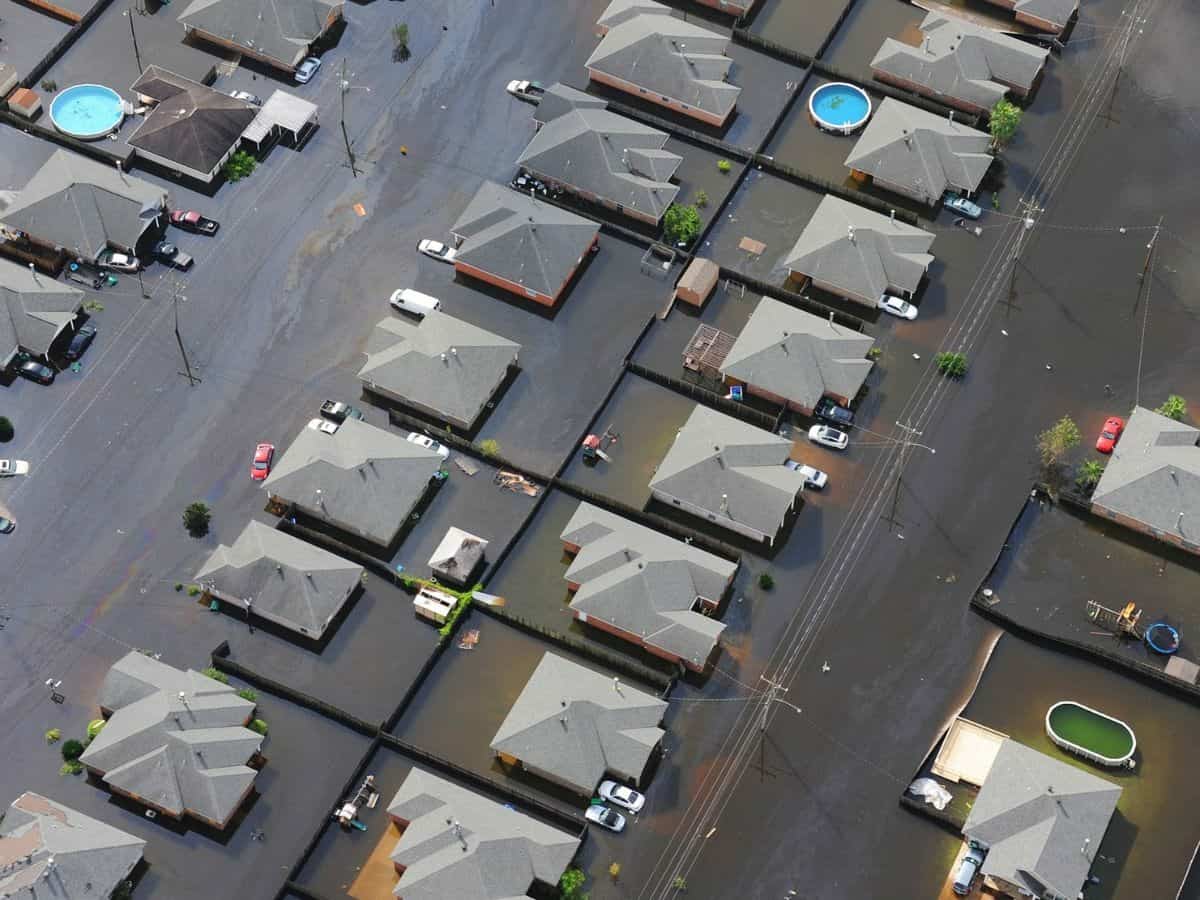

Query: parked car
[952,843,986,896]
[320,400,365,423]
[1096,415,1125,454]
[307,418,339,435]
[417,239,458,264]
[97,250,139,273]
[0,515,15,534]
[390,288,442,318]
[598,781,645,813]
[407,432,450,459]
[786,460,828,490]
[0,459,30,477]
[17,360,54,385]
[250,443,275,481]
[170,209,220,235]
[943,192,983,220]
[808,424,849,451]
[814,397,854,427]
[153,241,194,271]
[878,293,918,320]
[64,322,98,362]
[227,89,263,106]
[584,804,626,833]
[294,57,322,84]
[506,79,545,102]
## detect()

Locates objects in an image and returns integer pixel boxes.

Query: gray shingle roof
[783,194,935,306]
[127,69,257,177]
[721,297,875,409]
[177,0,342,70]
[80,652,262,827]
[588,0,741,122]
[964,739,1120,900]
[386,768,580,900]
[358,312,520,431]
[517,101,681,223]
[844,97,993,203]
[0,258,82,368]
[562,503,735,667]
[533,83,607,127]
[0,792,145,899]
[1092,406,1200,540]
[490,652,667,795]
[262,418,442,546]
[0,149,167,259]
[596,0,674,29]
[1009,0,1078,30]
[450,182,599,301]
[194,520,363,637]
[650,406,807,540]
[871,11,1049,112]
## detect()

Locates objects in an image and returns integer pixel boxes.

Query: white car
[294,57,322,84]
[0,459,30,477]
[407,432,450,459]
[878,293,918,320]
[598,781,645,813]
[808,425,849,451]
[505,80,545,102]
[417,239,457,264]
[307,418,339,435]
[227,89,263,106]
[786,461,827,490]
[97,250,140,273]
[585,804,626,833]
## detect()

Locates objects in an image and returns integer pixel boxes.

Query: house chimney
[948,109,955,126]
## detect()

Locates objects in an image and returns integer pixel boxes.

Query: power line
[1134,217,1163,408]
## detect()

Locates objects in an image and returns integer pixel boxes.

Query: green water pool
[1047,701,1135,763]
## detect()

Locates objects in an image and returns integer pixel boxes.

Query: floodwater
[749,0,852,58]
[822,0,926,81]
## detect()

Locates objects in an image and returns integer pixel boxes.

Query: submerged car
[417,239,458,263]
[18,360,55,384]
[584,804,626,833]
[170,209,220,235]
[250,443,275,481]
[64,322,98,361]
[786,460,828,490]
[294,57,322,84]
[814,397,854,427]
[1096,415,1125,454]
[407,432,450,459]
[878,293,918,321]
[808,424,849,451]
[598,781,645,813]
[0,515,15,534]
[153,241,193,270]
[943,192,983,220]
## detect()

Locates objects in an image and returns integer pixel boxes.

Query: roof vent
[450,346,458,356]
[847,225,856,243]
[440,352,448,362]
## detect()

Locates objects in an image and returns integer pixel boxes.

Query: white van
[389,288,442,317]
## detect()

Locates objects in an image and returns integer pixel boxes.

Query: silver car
[294,57,322,84]
[585,804,626,833]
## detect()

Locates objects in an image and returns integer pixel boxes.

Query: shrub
[187,584,201,596]
[989,99,1023,150]
[1156,394,1187,421]
[717,159,732,173]
[479,438,501,458]
[86,719,106,740]
[757,572,775,590]
[174,582,183,592]
[662,203,701,245]
[866,347,882,361]
[694,189,709,208]
[1075,460,1105,491]
[40,80,57,92]
[183,501,212,537]
[559,868,587,899]
[609,862,622,881]
[437,595,471,641]
[934,351,968,378]
[392,22,411,62]
[201,666,230,684]
[45,728,61,745]
[60,760,84,776]
[0,417,13,442]
[249,718,269,736]
[237,688,258,703]
[223,150,257,182]
[61,739,85,762]
[1037,416,1081,468]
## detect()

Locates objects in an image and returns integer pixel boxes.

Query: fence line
[626,361,778,430]
[714,266,868,331]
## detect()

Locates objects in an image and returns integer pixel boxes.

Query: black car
[814,397,854,427]
[64,323,98,361]
[18,360,55,385]
[153,241,194,271]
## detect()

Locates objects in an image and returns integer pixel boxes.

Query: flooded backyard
[749,0,852,58]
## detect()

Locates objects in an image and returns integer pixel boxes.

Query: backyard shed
[674,257,720,307]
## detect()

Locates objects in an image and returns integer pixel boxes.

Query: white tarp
[908,777,952,811]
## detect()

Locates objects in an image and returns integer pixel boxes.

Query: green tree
[1156,394,1187,421]
[934,351,968,378]
[559,868,587,899]
[694,189,709,208]
[989,99,1023,151]
[183,501,212,537]
[392,22,411,62]
[45,728,61,745]
[1037,416,1081,468]
[61,739,85,762]
[237,687,258,703]
[223,150,257,182]
[758,572,775,590]
[87,719,106,740]
[0,416,13,442]
[479,438,501,458]
[663,203,701,245]
[1075,460,1105,491]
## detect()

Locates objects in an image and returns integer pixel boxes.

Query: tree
[392,22,411,62]
[559,867,587,899]
[1156,394,1187,421]
[663,203,701,245]
[989,99,1023,151]
[1075,460,1105,492]
[183,501,211,537]
[61,739,85,762]
[0,416,13,442]
[758,572,775,590]
[934,351,968,378]
[223,150,257,182]
[1037,416,1081,468]
[479,438,501,458]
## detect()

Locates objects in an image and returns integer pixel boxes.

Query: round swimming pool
[809,82,872,135]
[50,84,124,140]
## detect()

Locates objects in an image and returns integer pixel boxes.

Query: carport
[242,90,319,151]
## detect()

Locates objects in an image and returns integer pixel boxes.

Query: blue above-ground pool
[809,82,872,135]
[50,84,124,140]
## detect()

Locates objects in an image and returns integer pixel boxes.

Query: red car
[1096,416,1124,453]
[250,443,275,480]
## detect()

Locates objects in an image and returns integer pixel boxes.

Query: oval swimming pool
[50,84,125,140]
[808,83,872,135]
[1046,700,1136,768]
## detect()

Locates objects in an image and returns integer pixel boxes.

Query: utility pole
[1138,216,1163,283]
[1100,9,1145,125]
[339,58,359,178]
[125,7,143,76]
[755,674,802,782]
[885,422,937,532]
[1009,198,1041,298]
[172,281,200,386]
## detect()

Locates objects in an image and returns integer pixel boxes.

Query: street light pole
[172,282,200,386]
